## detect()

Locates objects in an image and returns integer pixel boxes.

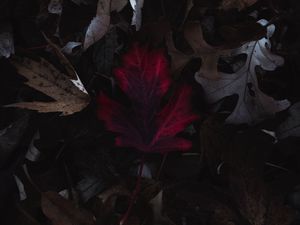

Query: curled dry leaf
[7,57,90,115]
[41,191,96,225]
[84,0,111,50]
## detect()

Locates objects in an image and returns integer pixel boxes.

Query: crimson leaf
[98,44,198,153]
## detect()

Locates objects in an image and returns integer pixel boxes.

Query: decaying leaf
[84,0,111,50]
[7,57,90,115]
[129,0,144,31]
[196,20,290,124]
[220,0,258,11]
[41,191,96,225]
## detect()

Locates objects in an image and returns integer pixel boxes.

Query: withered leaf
[7,57,90,115]
[41,191,96,225]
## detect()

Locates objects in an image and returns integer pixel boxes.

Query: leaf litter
[0,1,300,225]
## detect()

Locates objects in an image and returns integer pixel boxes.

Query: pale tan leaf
[184,21,229,79]
[166,22,228,78]
[7,57,90,115]
[83,0,111,50]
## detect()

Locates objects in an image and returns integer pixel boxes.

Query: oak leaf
[195,20,290,124]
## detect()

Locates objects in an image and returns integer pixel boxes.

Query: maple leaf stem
[119,155,146,225]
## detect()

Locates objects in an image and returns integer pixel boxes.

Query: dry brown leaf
[167,20,264,79]
[184,21,229,79]
[167,21,229,79]
[83,0,111,50]
[41,191,96,225]
[7,57,90,115]
[220,0,258,11]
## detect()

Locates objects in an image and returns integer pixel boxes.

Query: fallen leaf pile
[1,0,300,225]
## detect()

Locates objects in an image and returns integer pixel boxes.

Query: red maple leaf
[98,44,199,153]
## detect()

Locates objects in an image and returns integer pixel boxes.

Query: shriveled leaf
[7,57,90,115]
[41,191,96,225]
[195,20,290,124]
[83,0,111,50]
[129,0,144,30]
